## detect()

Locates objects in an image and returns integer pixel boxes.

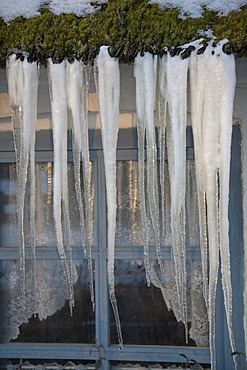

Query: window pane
[115,161,199,247]
[0,260,95,344]
[0,162,94,247]
[110,260,208,347]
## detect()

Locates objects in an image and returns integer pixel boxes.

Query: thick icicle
[66,60,95,311]
[134,53,164,283]
[47,59,74,313]
[94,46,123,350]
[189,41,236,369]
[189,39,209,304]
[166,52,189,331]
[7,55,38,308]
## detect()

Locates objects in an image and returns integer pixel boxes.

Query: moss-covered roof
[0,0,246,66]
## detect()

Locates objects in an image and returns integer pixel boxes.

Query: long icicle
[66,60,95,311]
[94,46,123,350]
[166,51,189,333]
[7,55,38,309]
[189,41,236,369]
[189,39,209,304]
[134,53,151,286]
[47,59,74,313]
[23,58,39,315]
[156,55,168,250]
[134,53,164,282]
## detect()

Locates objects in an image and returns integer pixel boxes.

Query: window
[0,126,244,369]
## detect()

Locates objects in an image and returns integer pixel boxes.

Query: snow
[0,0,105,22]
[150,0,247,18]
[0,0,246,22]
[47,0,105,17]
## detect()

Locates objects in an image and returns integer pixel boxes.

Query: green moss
[0,0,246,65]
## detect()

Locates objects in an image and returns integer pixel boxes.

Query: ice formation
[94,46,123,350]
[47,59,74,313]
[189,40,236,368]
[5,36,237,370]
[7,55,38,308]
[166,52,189,331]
[156,56,168,253]
[135,51,189,332]
[66,60,95,310]
[134,53,164,285]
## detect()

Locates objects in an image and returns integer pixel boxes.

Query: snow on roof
[0,0,247,22]
[150,0,247,18]
[0,0,105,22]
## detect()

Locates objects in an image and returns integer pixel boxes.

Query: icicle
[47,59,74,313]
[166,51,189,333]
[134,53,151,286]
[66,60,95,311]
[94,46,123,350]
[189,40,236,369]
[7,55,38,309]
[134,53,164,285]
[156,55,168,248]
[189,39,209,304]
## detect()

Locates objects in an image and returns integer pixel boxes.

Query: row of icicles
[6,39,236,370]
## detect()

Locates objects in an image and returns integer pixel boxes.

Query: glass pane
[0,162,94,247]
[0,260,95,344]
[110,260,208,347]
[115,161,199,247]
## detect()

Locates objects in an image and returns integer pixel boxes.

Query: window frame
[0,126,244,370]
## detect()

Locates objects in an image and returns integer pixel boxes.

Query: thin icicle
[189,41,236,369]
[156,55,168,247]
[134,53,164,284]
[23,59,39,315]
[66,60,95,311]
[94,46,123,350]
[7,55,38,309]
[166,51,189,333]
[47,59,74,313]
[134,53,151,286]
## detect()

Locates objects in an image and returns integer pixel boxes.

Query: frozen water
[166,52,189,333]
[156,55,168,255]
[6,55,38,308]
[66,59,95,311]
[94,46,123,350]
[134,53,167,286]
[47,59,74,313]
[189,40,236,369]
